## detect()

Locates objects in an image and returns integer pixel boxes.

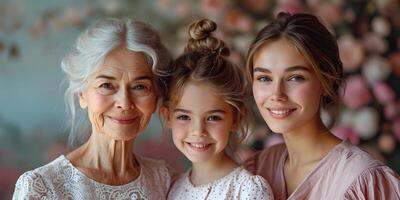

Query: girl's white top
[13,155,171,200]
[167,167,274,200]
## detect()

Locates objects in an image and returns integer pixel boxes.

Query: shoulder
[232,168,274,200]
[13,156,67,199]
[243,143,286,174]
[334,142,386,172]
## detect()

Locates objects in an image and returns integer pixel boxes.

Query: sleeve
[344,166,400,200]
[238,175,274,200]
[12,172,50,200]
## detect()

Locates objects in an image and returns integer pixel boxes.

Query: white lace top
[167,167,274,200]
[13,155,171,200]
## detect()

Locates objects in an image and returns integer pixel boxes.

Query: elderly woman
[13,18,172,199]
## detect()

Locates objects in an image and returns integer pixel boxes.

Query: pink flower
[314,2,343,26]
[384,102,400,120]
[274,0,304,15]
[201,0,228,15]
[338,35,365,72]
[341,75,372,109]
[372,82,396,105]
[332,125,360,145]
[224,9,253,32]
[242,0,270,12]
[362,33,388,54]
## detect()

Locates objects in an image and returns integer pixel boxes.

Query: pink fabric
[244,141,400,200]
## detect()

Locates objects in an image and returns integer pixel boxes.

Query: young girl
[244,12,400,199]
[158,19,274,199]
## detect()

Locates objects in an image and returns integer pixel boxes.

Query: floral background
[1,0,400,198]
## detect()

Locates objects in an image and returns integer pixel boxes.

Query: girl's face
[164,81,237,163]
[252,39,324,134]
[79,46,157,141]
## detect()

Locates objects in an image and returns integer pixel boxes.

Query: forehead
[93,47,153,77]
[174,81,232,111]
[253,39,312,72]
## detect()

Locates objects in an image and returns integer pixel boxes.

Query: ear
[79,92,88,109]
[160,106,172,128]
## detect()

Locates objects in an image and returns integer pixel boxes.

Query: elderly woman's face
[79,46,157,141]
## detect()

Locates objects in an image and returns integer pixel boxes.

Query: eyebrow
[95,75,152,81]
[253,65,311,73]
[173,108,227,114]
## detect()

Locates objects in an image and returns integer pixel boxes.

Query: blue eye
[99,83,115,90]
[177,115,190,121]
[288,75,305,82]
[256,75,271,82]
[207,115,222,121]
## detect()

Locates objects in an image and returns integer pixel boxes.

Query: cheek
[252,84,269,105]
[136,95,157,115]
[292,84,322,107]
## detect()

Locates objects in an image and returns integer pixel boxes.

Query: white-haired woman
[13,18,173,199]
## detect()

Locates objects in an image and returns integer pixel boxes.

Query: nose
[190,119,207,137]
[115,88,135,110]
[270,79,288,102]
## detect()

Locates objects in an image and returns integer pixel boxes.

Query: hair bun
[185,18,230,56]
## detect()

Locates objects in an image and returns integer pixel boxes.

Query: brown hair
[157,19,250,159]
[246,12,343,127]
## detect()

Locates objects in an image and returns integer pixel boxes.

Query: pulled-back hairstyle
[158,19,250,160]
[61,18,172,147]
[246,12,344,128]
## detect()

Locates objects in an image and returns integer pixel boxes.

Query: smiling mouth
[267,108,297,119]
[186,142,212,152]
[109,116,138,125]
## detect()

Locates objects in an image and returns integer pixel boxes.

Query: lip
[108,116,138,125]
[267,107,297,119]
[185,142,212,152]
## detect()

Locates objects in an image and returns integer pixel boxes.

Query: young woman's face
[165,81,236,164]
[252,39,324,134]
[79,46,157,141]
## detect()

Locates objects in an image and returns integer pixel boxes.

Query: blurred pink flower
[392,118,400,142]
[372,82,395,105]
[29,17,46,38]
[175,1,190,17]
[362,33,388,54]
[243,0,270,12]
[388,52,400,77]
[224,9,253,32]
[332,125,360,145]
[374,0,399,17]
[384,102,400,120]
[341,75,372,109]
[274,0,303,15]
[201,0,228,15]
[338,35,365,72]
[314,2,342,26]
[157,0,173,10]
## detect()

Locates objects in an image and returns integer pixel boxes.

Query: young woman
[244,12,399,199]
[158,19,273,199]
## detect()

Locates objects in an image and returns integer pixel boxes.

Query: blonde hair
[157,19,251,161]
[246,12,343,128]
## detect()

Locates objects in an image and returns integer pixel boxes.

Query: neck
[283,117,341,167]
[190,152,238,186]
[67,131,139,185]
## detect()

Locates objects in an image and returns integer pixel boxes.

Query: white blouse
[13,155,171,200]
[168,167,274,200]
